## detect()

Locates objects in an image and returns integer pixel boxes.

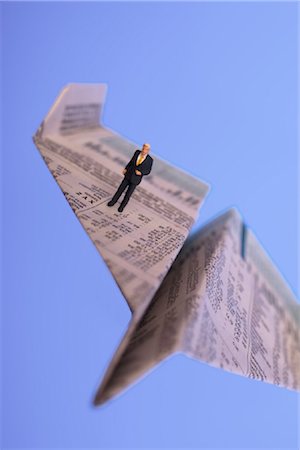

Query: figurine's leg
[119,183,136,210]
[108,177,129,205]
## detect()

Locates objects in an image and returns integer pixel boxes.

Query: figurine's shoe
[118,205,124,212]
[107,200,115,207]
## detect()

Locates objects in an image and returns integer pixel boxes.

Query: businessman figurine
[107,143,153,212]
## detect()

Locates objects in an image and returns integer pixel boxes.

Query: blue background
[1,2,299,449]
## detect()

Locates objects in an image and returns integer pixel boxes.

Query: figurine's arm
[125,150,139,172]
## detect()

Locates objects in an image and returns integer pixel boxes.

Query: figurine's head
[141,143,151,155]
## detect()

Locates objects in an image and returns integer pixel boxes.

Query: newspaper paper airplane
[33,83,300,406]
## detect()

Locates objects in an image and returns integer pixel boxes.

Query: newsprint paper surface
[33,83,299,406]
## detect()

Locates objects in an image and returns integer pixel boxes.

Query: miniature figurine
[107,143,153,212]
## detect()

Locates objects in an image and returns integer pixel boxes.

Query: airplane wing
[93,208,299,405]
[33,83,210,314]
[32,83,210,405]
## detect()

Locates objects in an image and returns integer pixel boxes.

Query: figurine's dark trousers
[110,177,137,209]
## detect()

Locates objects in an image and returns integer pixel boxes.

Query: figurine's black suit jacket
[124,149,153,185]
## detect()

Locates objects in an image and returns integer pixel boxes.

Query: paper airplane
[33,83,300,406]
